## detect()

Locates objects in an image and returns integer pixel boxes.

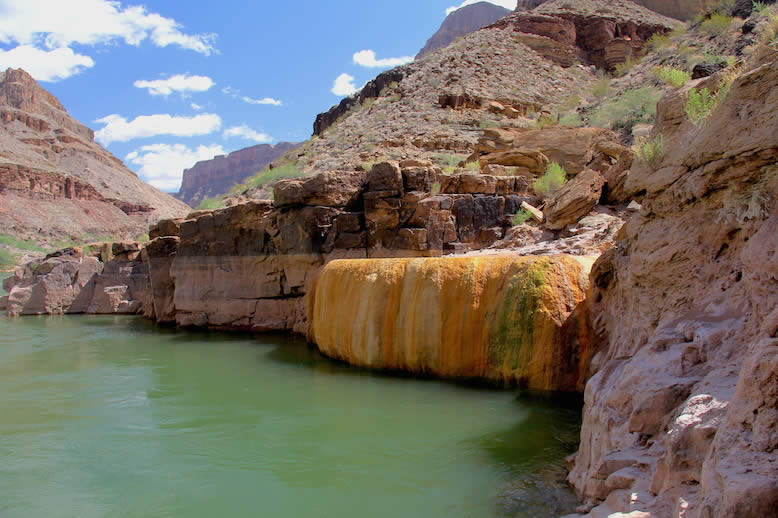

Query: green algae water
[0,315,581,518]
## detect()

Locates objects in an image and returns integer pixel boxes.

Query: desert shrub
[464,161,481,171]
[685,87,716,123]
[433,153,466,168]
[589,87,663,131]
[533,162,567,196]
[361,161,375,172]
[634,135,665,168]
[560,95,582,111]
[701,14,734,36]
[654,66,692,88]
[511,209,532,226]
[559,111,584,127]
[479,118,499,129]
[753,2,769,14]
[614,57,637,77]
[136,234,150,243]
[196,197,225,210]
[647,32,671,51]
[590,76,611,99]
[431,182,441,195]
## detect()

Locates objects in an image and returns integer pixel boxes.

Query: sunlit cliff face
[309,255,595,391]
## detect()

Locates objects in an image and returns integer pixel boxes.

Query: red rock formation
[496,0,678,72]
[416,2,511,59]
[176,142,299,206]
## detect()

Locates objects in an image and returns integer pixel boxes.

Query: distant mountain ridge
[416,2,511,59]
[176,142,299,207]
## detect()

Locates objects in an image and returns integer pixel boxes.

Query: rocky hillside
[416,2,510,59]
[223,0,675,204]
[0,68,189,265]
[516,0,719,20]
[176,142,299,207]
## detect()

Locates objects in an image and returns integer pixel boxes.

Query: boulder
[544,169,606,230]
[273,170,366,208]
[367,161,403,192]
[4,250,103,316]
[474,126,622,176]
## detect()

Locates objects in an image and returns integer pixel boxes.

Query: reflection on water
[0,315,581,518]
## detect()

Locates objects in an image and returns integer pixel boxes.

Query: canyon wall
[309,255,594,390]
[567,53,778,517]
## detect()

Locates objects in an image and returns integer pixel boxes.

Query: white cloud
[0,45,94,81]
[220,85,281,106]
[445,0,517,15]
[190,102,202,110]
[134,74,214,96]
[331,73,357,96]
[352,50,413,68]
[126,143,225,191]
[223,125,272,144]
[0,0,216,55]
[94,113,222,146]
[241,96,282,106]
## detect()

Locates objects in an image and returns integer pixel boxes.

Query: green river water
[0,315,581,518]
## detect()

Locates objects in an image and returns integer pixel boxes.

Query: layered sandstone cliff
[567,51,778,517]
[0,68,189,254]
[176,142,299,207]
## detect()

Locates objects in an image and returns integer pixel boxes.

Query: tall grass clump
[654,66,692,88]
[589,87,663,132]
[511,209,532,226]
[533,162,567,196]
[634,135,665,168]
[590,76,611,99]
[685,87,716,123]
[752,2,768,14]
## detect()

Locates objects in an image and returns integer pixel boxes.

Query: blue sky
[0,0,516,192]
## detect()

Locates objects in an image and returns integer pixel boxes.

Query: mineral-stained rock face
[309,255,595,390]
[568,55,778,516]
[416,2,511,59]
[176,142,299,207]
[0,68,189,251]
